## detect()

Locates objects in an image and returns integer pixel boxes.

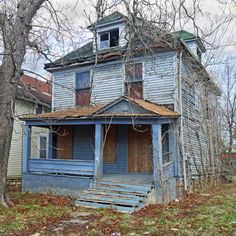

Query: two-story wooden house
[20,12,221,212]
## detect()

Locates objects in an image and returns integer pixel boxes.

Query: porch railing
[28,159,94,176]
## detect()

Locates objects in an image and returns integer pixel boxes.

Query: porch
[21,96,179,204]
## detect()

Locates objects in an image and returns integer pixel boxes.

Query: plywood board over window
[103,125,116,163]
[56,126,73,159]
[128,125,152,173]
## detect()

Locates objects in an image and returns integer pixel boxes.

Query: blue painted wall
[22,173,92,196]
[73,125,95,160]
[104,125,128,174]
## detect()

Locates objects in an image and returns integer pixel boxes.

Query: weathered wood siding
[52,51,177,108]
[8,99,49,178]
[91,62,124,104]
[144,51,176,104]
[180,56,210,178]
[53,71,75,110]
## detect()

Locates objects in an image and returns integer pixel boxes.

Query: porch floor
[100,174,153,185]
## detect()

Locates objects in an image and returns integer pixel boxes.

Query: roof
[19,96,179,121]
[88,11,127,28]
[17,75,52,106]
[172,30,197,41]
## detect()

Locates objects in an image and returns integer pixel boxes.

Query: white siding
[53,71,75,110]
[7,99,49,178]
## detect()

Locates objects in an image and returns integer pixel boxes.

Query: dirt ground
[1,182,236,236]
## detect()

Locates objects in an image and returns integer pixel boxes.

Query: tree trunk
[0,0,46,207]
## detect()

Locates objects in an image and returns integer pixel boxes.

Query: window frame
[124,62,143,99]
[75,71,91,90]
[38,134,48,159]
[99,28,120,50]
[75,70,91,106]
[35,103,44,114]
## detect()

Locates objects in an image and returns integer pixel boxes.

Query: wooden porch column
[22,125,32,174]
[169,123,179,178]
[152,124,163,203]
[94,124,104,178]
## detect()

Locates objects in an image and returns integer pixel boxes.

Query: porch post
[152,124,163,203]
[94,124,104,179]
[23,125,32,174]
[169,123,179,178]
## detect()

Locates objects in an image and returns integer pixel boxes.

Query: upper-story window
[100,28,119,49]
[197,47,202,61]
[195,83,201,110]
[76,71,91,106]
[35,104,43,114]
[124,62,143,99]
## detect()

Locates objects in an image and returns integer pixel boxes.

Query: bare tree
[0,0,78,207]
[220,61,236,153]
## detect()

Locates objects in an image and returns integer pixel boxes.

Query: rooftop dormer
[173,30,206,62]
[88,12,128,51]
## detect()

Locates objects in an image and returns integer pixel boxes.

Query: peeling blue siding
[73,125,95,160]
[104,125,128,174]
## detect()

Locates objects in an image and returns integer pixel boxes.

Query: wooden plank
[77,195,140,206]
[93,186,148,195]
[96,181,153,191]
[128,125,152,173]
[56,126,73,159]
[83,189,144,201]
[28,159,94,176]
[103,125,116,163]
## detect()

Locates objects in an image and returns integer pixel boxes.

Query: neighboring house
[20,12,221,212]
[7,75,51,179]
[233,129,236,152]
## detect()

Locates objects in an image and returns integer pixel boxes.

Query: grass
[1,182,236,235]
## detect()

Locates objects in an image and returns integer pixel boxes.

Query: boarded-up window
[103,125,116,163]
[76,71,91,106]
[56,126,73,159]
[125,63,143,99]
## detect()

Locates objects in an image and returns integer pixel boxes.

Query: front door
[128,125,152,173]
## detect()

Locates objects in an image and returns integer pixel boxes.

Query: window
[197,47,202,61]
[35,104,43,114]
[99,28,119,49]
[76,71,91,106]
[39,135,48,159]
[162,124,170,164]
[124,63,143,99]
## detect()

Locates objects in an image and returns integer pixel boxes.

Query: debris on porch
[74,180,154,213]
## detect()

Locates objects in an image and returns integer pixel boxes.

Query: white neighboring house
[7,75,51,179]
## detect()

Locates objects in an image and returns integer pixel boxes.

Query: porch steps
[74,180,153,213]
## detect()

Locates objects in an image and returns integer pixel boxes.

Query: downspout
[178,51,187,192]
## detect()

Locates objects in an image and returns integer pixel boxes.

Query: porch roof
[19,96,179,121]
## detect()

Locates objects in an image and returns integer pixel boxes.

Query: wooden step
[77,194,141,206]
[75,200,135,213]
[91,185,149,196]
[95,181,153,192]
[83,189,144,201]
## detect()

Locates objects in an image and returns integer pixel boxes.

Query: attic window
[197,47,202,61]
[100,28,119,49]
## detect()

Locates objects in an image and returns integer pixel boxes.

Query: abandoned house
[20,12,221,212]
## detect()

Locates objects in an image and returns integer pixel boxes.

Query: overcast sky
[23,0,236,78]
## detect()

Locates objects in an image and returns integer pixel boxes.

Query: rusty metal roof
[20,97,179,120]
